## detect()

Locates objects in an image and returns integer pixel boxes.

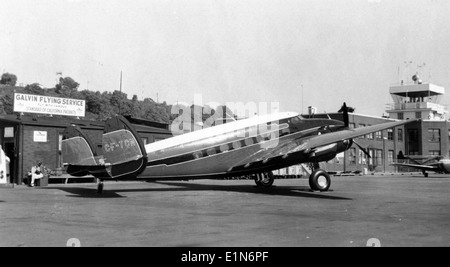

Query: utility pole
[383,137,387,173]
[119,71,123,115]
[120,71,123,93]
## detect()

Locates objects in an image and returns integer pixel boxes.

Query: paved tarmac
[0,174,449,247]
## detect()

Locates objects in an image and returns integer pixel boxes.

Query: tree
[0,94,14,114]
[110,90,131,115]
[55,77,79,97]
[1,73,18,86]
[23,83,45,95]
[80,90,103,114]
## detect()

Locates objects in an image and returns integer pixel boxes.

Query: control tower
[386,74,447,121]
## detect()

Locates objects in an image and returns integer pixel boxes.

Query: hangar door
[2,126,18,184]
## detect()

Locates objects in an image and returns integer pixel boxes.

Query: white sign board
[4,127,14,138]
[14,93,85,117]
[33,131,47,142]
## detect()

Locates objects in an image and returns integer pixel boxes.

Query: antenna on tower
[301,84,304,114]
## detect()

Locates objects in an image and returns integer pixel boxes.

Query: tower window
[428,129,440,143]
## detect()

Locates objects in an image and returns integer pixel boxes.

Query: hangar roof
[0,114,171,135]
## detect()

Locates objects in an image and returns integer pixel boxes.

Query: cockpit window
[291,116,303,124]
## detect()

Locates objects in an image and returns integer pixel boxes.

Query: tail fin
[62,125,97,176]
[101,115,148,179]
[62,116,148,180]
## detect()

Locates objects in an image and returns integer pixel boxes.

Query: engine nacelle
[440,159,450,174]
[308,139,353,162]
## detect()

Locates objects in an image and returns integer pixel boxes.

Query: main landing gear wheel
[255,172,275,187]
[309,169,331,192]
[97,181,104,194]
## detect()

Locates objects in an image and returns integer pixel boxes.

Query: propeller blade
[353,140,371,158]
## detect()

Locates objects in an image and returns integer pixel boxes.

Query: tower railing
[386,102,448,114]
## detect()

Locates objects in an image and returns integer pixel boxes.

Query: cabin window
[193,151,203,159]
[232,141,242,150]
[291,116,302,125]
[244,138,254,146]
[219,144,230,153]
[256,135,263,143]
[206,148,217,156]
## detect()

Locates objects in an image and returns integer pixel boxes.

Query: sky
[1,0,450,117]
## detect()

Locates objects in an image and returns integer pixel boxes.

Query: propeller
[338,102,349,128]
[353,140,371,158]
[337,102,355,129]
[337,102,371,158]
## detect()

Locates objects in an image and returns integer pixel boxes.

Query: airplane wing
[229,119,418,170]
[296,119,419,152]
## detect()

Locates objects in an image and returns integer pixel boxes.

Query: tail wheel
[255,172,275,187]
[97,181,104,194]
[309,169,331,192]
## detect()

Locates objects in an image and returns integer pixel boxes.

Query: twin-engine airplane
[62,103,417,194]
[391,156,450,177]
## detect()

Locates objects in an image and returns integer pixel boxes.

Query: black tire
[255,172,275,187]
[309,169,331,192]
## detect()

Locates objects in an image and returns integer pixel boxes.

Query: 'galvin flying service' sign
[13,93,86,117]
